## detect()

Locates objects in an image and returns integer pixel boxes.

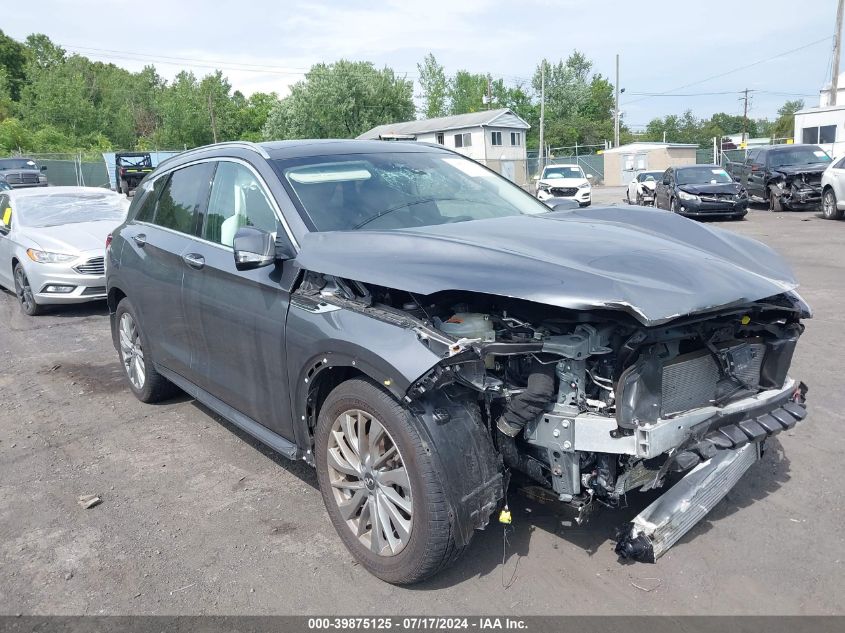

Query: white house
[794,104,845,158]
[792,73,845,158]
[358,108,531,184]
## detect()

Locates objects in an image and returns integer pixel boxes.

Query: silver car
[0,186,128,315]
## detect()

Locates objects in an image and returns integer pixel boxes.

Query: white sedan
[821,156,845,220]
[626,170,664,206]
[535,164,592,207]
[0,186,129,315]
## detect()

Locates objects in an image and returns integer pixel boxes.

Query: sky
[3,0,839,130]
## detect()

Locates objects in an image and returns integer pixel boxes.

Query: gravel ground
[1,193,844,615]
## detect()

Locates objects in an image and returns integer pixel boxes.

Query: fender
[285,298,443,448]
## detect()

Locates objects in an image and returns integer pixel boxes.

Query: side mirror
[233,227,276,271]
[40,165,48,172]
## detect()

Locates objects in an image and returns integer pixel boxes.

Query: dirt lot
[2,194,844,615]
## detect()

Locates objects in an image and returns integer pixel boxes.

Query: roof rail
[157,141,271,170]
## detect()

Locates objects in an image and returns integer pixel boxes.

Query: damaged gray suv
[106,140,809,584]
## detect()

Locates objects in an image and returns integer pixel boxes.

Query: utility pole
[539,61,545,171]
[832,0,844,105]
[208,92,218,143]
[741,88,749,146]
[614,53,620,148]
[485,74,493,110]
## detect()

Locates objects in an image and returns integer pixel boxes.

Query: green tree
[262,60,414,139]
[24,33,65,72]
[772,99,804,140]
[448,70,487,114]
[0,68,13,121]
[531,51,616,148]
[418,53,449,118]
[0,29,27,101]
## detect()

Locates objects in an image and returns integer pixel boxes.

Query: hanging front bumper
[615,442,760,562]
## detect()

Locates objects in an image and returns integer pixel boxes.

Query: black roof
[757,143,822,153]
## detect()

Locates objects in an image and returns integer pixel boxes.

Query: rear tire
[315,378,464,584]
[822,188,843,220]
[115,298,179,403]
[769,190,783,212]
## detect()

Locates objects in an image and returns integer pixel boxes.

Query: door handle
[182,253,205,269]
[132,233,147,247]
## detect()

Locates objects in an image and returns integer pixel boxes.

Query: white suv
[821,155,845,220]
[535,164,592,207]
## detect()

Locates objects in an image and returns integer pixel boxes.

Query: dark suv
[107,141,808,583]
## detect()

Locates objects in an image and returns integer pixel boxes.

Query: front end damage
[768,169,824,210]
[294,271,810,562]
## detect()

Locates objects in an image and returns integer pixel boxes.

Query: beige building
[602,142,699,186]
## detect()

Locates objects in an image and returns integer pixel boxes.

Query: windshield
[117,155,152,168]
[768,147,831,167]
[0,158,39,171]
[676,167,733,185]
[274,152,549,232]
[542,166,584,179]
[637,171,663,182]
[15,191,128,228]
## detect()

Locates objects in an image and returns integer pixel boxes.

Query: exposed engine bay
[769,169,823,210]
[294,271,809,562]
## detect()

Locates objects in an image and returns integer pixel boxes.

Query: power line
[621,35,833,106]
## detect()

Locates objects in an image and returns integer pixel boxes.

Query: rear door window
[153,163,216,236]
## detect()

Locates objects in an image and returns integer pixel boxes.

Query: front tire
[769,190,783,212]
[822,188,843,220]
[13,263,42,316]
[315,378,464,584]
[670,197,679,213]
[115,298,178,403]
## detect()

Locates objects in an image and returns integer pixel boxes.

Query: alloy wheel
[326,409,413,557]
[14,267,35,313]
[119,312,146,390]
[823,190,837,219]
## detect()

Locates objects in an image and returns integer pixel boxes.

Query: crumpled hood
[640,180,657,191]
[25,220,116,254]
[679,182,744,195]
[295,206,799,326]
[773,163,829,177]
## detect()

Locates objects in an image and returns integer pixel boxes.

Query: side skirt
[156,364,301,461]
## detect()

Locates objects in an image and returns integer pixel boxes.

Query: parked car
[0,157,48,188]
[0,186,129,315]
[726,144,831,211]
[107,140,808,584]
[654,165,748,219]
[821,155,845,220]
[626,170,663,206]
[115,152,154,195]
[0,174,11,191]
[535,164,592,206]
